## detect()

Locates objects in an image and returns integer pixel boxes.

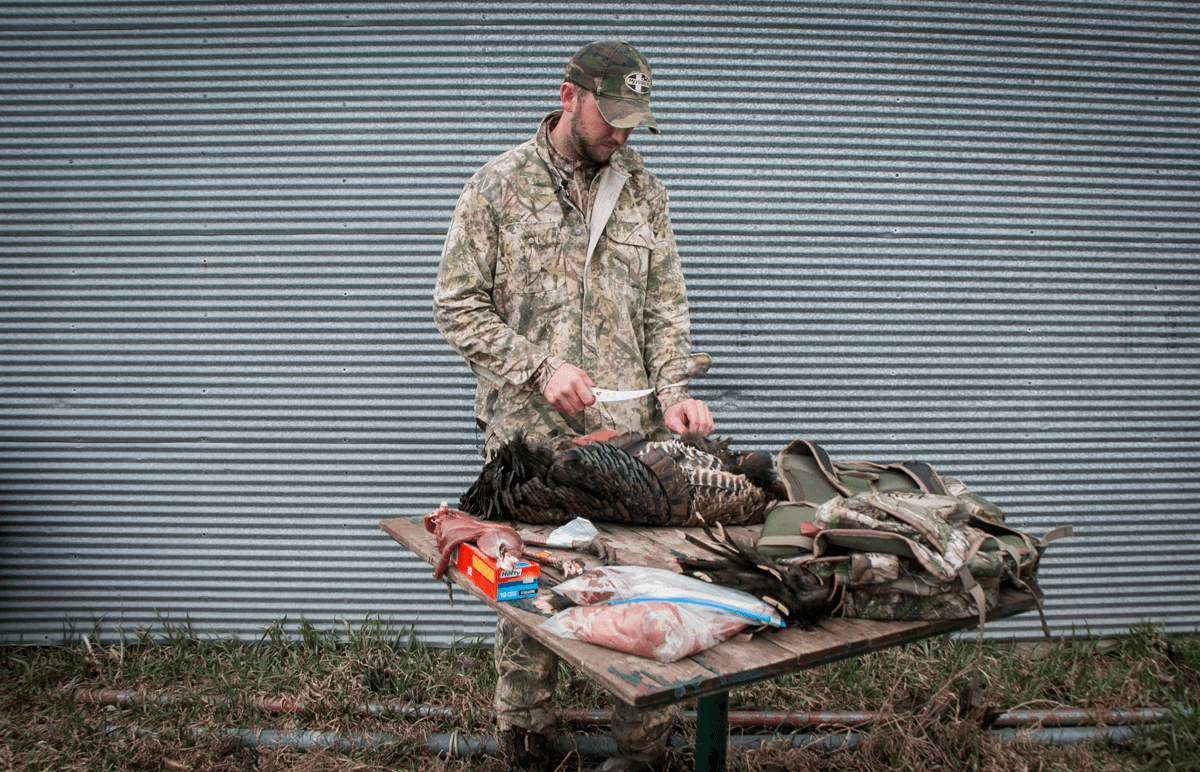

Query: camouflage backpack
[756,440,1071,631]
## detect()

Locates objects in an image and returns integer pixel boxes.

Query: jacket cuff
[655,352,712,384]
[656,385,690,411]
[654,352,711,410]
[531,356,568,394]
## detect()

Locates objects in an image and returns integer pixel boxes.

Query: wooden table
[380,514,1037,772]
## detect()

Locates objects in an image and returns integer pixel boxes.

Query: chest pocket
[600,218,651,290]
[499,220,572,295]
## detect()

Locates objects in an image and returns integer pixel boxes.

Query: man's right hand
[543,362,596,415]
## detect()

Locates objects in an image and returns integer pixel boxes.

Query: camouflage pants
[494,616,677,755]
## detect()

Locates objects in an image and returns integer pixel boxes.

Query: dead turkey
[458,430,785,527]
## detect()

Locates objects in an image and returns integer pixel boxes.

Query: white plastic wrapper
[544,517,600,547]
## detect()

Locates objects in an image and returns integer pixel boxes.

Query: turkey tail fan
[549,441,676,525]
[548,433,691,525]
[503,432,556,481]
[615,440,691,525]
[459,433,554,520]
[678,521,835,629]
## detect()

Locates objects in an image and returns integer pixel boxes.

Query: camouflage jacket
[434,111,709,454]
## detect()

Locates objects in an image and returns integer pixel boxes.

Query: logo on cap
[625,71,651,95]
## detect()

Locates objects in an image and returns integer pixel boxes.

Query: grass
[0,619,1196,772]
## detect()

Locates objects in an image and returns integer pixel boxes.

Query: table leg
[694,691,728,772]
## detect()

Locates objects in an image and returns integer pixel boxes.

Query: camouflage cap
[564,40,658,134]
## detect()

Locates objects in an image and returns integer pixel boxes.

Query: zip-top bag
[756,439,1071,631]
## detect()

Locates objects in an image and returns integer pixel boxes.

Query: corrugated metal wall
[1,2,1196,645]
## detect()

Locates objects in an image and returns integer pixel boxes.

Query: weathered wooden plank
[685,630,800,693]
[591,521,683,571]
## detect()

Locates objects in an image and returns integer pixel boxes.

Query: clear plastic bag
[540,600,750,662]
[551,566,785,627]
[539,566,784,662]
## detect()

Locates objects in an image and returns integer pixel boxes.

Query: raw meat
[541,600,750,663]
[422,502,523,580]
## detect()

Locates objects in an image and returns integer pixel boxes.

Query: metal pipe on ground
[84,725,1141,756]
[75,688,1169,730]
[427,727,1142,756]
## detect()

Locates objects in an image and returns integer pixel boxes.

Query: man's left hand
[664,398,714,436]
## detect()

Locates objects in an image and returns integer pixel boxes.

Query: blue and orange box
[455,542,539,603]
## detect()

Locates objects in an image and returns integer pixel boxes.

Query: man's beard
[568,117,615,167]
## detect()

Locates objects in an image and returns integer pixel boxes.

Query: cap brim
[595,95,659,135]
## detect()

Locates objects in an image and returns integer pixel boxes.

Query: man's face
[562,88,634,165]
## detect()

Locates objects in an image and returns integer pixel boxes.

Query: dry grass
[1,619,1196,772]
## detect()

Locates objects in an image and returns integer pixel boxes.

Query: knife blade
[588,386,655,403]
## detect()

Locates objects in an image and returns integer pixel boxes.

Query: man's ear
[560,81,581,115]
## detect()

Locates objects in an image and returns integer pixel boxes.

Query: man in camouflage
[434,40,713,771]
